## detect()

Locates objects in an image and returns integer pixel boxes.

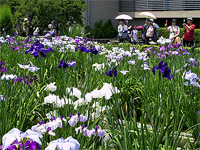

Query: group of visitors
[15,19,59,37]
[118,17,196,47]
[118,19,158,45]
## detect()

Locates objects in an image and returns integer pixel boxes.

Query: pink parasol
[136,25,144,30]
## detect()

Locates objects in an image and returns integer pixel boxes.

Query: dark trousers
[145,37,153,45]
[119,36,125,43]
[183,39,194,47]
[132,41,137,45]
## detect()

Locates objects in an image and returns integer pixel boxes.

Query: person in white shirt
[130,25,139,45]
[165,19,181,45]
[118,20,128,43]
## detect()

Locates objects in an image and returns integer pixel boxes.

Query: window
[119,0,200,11]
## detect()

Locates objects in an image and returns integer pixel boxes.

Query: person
[48,24,57,36]
[183,17,196,47]
[118,20,128,43]
[130,25,139,45]
[165,19,181,45]
[128,25,133,43]
[125,20,129,26]
[33,27,40,36]
[15,21,21,35]
[144,19,157,45]
[22,18,29,37]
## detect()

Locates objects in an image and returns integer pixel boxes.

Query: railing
[119,0,200,11]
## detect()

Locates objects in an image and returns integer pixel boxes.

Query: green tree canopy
[0,0,87,35]
[0,5,14,34]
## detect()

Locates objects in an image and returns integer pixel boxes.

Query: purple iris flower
[167,45,173,50]
[198,111,200,117]
[75,45,87,52]
[78,112,81,117]
[14,75,24,83]
[95,126,98,132]
[0,140,22,150]
[25,75,38,85]
[68,113,87,127]
[39,121,45,125]
[68,60,76,67]
[86,46,99,55]
[58,60,76,69]
[163,67,174,80]
[24,140,41,150]
[14,75,37,85]
[183,51,190,55]
[51,116,56,121]
[106,66,118,77]
[159,47,166,52]
[173,43,182,48]
[69,114,72,118]
[46,127,51,133]
[25,40,53,58]
[90,126,106,138]
[152,61,173,80]
[58,60,68,69]
[152,61,168,75]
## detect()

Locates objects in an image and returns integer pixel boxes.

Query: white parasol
[115,14,133,20]
[139,12,156,19]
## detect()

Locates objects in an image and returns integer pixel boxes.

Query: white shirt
[131,30,138,42]
[146,26,154,37]
[118,25,128,37]
[167,26,180,40]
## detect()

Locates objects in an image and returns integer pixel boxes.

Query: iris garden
[0,35,200,149]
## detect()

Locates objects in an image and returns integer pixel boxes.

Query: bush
[0,5,13,35]
[157,28,200,44]
[85,19,117,39]
[62,25,84,38]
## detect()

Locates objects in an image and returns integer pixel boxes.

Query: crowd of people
[118,17,196,47]
[15,19,59,38]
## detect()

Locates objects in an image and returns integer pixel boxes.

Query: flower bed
[0,34,200,149]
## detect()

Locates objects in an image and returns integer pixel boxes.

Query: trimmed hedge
[103,42,200,52]
[85,19,118,39]
[157,28,200,44]
[137,28,200,44]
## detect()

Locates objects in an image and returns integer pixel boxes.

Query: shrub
[157,28,200,44]
[85,19,117,39]
[0,5,13,35]
[63,25,84,38]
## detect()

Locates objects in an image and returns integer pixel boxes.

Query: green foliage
[63,25,84,38]
[157,28,200,44]
[0,5,14,34]
[85,19,118,39]
[0,0,87,35]
[1,36,200,149]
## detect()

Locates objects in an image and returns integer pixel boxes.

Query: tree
[1,0,87,35]
[0,5,14,34]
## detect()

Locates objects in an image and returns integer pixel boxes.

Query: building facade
[84,0,200,28]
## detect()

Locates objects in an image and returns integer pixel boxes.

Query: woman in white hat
[144,19,157,45]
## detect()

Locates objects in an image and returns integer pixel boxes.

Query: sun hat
[24,18,28,22]
[187,17,193,21]
[149,19,154,23]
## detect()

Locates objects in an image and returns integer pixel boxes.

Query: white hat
[48,24,53,29]
[24,18,28,22]
[149,19,154,23]
[187,17,193,21]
